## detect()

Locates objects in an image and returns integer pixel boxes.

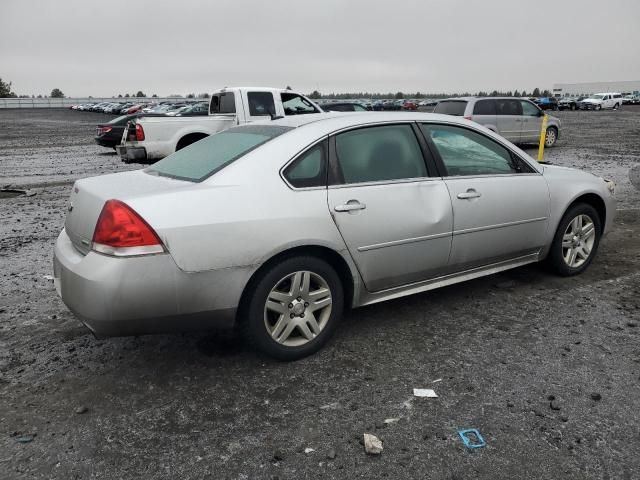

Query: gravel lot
[1,107,639,480]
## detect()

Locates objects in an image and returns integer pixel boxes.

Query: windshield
[589,95,605,100]
[146,125,293,182]
[433,100,468,116]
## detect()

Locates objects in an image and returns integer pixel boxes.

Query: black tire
[595,104,602,111]
[570,104,576,111]
[546,203,602,276]
[241,256,344,360]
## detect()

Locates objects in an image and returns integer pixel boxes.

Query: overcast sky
[1,0,639,97]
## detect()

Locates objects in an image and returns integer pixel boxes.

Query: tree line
[308,88,552,99]
[2,76,553,101]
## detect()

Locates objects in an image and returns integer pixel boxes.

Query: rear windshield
[145,125,293,182]
[433,100,468,116]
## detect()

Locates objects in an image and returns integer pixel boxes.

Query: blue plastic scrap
[458,429,486,449]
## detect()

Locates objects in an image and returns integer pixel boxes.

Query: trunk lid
[64,170,190,255]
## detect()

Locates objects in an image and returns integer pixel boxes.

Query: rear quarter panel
[126,129,354,275]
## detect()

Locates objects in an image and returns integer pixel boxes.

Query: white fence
[0,97,197,109]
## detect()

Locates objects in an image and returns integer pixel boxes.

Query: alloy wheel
[264,271,332,347]
[545,128,557,147]
[562,214,596,268]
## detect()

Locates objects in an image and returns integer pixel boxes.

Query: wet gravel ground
[0,108,639,479]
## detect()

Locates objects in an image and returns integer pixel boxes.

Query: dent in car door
[422,123,549,270]
[327,124,453,292]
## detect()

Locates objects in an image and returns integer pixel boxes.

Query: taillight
[135,124,145,141]
[463,116,472,120]
[92,199,164,256]
[100,126,112,134]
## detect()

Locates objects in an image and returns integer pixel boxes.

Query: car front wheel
[545,127,558,147]
[547,203,601,276]
[243,256,344,360]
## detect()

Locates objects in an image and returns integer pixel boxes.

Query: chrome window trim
[328,176,441,189]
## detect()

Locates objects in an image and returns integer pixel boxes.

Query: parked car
[322,102,369,112]
[558,97,586,111]
[622,94,639,105]
[54,112,615,360]
[533,97,558,111]
[94,113,166,150]
[579,93,623,110]
[116,87,322,163]
[401,100,418,111]
[126,104,146,114]
[173,102,210,116]
[381,100,397,111]
[372,100,385,111]
[433,97,561,147]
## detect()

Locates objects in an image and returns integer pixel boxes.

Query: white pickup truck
[116,87,323,163]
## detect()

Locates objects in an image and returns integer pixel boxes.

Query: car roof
[257,111,478,133]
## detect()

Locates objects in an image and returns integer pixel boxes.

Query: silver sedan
[53,112,616,360]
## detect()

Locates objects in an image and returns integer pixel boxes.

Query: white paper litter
[413,388,438,398]
[384,418,400,424]
[363,433,383,455]
[304,448,315,454]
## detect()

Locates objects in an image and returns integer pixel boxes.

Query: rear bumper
[116,145,147,163]
[53,229,249,337]
[94,136,118,148]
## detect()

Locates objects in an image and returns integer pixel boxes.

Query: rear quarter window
[433,101,468,116]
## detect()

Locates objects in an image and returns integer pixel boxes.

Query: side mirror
[538,109,545,117]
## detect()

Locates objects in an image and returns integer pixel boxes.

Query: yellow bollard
[537,113,549,163]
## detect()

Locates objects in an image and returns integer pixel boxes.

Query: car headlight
[604,178,615,195]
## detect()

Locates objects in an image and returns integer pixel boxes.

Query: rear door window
[247,92,276,116]
[433,101,468,116]
[333,125,427,184]
[472,100,496,115]
[209,92,236,114]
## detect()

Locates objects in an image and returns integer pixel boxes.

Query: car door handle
[335,201,366,212]
[457,190,482,200]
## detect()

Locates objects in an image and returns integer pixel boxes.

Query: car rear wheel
[545,127,558,147]
[547,203,601,276]
[242,256,344,360]
[613,103,620,110]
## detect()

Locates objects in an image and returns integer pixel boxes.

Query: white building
[552,80,640,97]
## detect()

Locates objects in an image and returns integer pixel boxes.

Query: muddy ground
[0,108,639,480]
